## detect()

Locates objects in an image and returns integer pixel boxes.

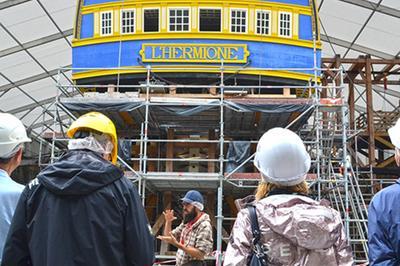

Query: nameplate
[140,44,249,63]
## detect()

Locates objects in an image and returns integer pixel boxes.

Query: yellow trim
[136,7,142,32]
[192,6,197,31]
[72,66,316,81]
[114,9,119,34]
[271,9,278,36]
[161,6,166,31]
[223,6,229,32]
[293,13,299,39]
[249,7,255,34]
[72,33,322,49]
[139,43,250,63]
[94,12,99,36]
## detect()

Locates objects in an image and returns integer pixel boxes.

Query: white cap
[254,128,311,186]
[388,118,400,149]
[0,113,31,158]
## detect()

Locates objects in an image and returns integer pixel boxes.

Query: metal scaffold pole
[216,61,225,266]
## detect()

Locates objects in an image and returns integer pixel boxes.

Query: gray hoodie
[224,194,354,266]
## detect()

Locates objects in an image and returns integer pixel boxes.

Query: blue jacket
[0,169,24,264]
[368,180,400,265]
[1,150,154,266]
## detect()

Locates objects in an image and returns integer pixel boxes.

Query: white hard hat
[0,113,31,158]
[254,127,311,186]
[388,118,400,149]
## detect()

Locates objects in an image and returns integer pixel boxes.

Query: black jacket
[1,150,154,266]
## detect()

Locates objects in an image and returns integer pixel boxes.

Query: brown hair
[255,180,309,201]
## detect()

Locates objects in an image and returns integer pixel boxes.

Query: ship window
[256,10,270,35]
[144,9,159,32]
[199,9,221,32]
[121,10,135,34]
[279,12,292,37]
[231,9,247,33]
[100,11,113,36]
[169,8,190,32]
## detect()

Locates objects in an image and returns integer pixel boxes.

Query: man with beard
[158,190,213,266]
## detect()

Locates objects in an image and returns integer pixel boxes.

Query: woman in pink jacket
[224,128,354,266]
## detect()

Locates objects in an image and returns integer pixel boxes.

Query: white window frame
[255,10,271,36]
[198,7,222,32]
[230,8,248,34]
[278,11,292,38]
[120,9,136,34]
[168,7,191,32]
[100,11,113,36]
[143,7,160,33]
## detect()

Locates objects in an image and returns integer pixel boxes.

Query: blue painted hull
[72,39,321,75]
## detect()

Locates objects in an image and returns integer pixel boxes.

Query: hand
[157,232,179,246]
[163,209,177,223]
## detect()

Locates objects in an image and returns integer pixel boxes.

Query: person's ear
[395,148,400,167]
[14,148,23,166]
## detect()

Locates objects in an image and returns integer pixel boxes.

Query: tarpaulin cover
[225,141,251,173]
[60,98,144,112]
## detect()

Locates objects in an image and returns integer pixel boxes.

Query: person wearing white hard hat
[0,113,31,264]
[368,118,400,265]
[224,127,353,266]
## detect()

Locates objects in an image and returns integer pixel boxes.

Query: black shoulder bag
[247,205,268,266]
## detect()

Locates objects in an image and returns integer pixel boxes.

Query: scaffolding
[38,62,371,264]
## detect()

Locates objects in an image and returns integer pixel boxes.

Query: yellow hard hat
[67,112,118,164]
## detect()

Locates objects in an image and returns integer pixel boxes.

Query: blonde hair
[255,180,309,201]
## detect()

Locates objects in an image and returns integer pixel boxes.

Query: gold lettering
[148,45,245,62]
[229,47,239,60]
[206,47,217,60]
[161,47,172,59]
[183,47,193,60]
[193,47,204,59]
[216,47,228,60]
[152,46,161,59]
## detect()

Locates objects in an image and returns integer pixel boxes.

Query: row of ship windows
[97,8,292,37]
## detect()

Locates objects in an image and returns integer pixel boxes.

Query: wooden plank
[377,156,395,168]
[365,56,376,166]
[348,82,355,130]
[375,136,394,149]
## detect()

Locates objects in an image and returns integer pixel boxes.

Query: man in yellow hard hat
[1,112,154,266]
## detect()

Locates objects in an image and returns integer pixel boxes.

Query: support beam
[7,97,55,114]
[0,29,73,58]
[349,82,355,129]
[0,0,31,10]
[339,0,400,19]
[365,56,376,166]
[0,66,71,92]
[320,35,394,59]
